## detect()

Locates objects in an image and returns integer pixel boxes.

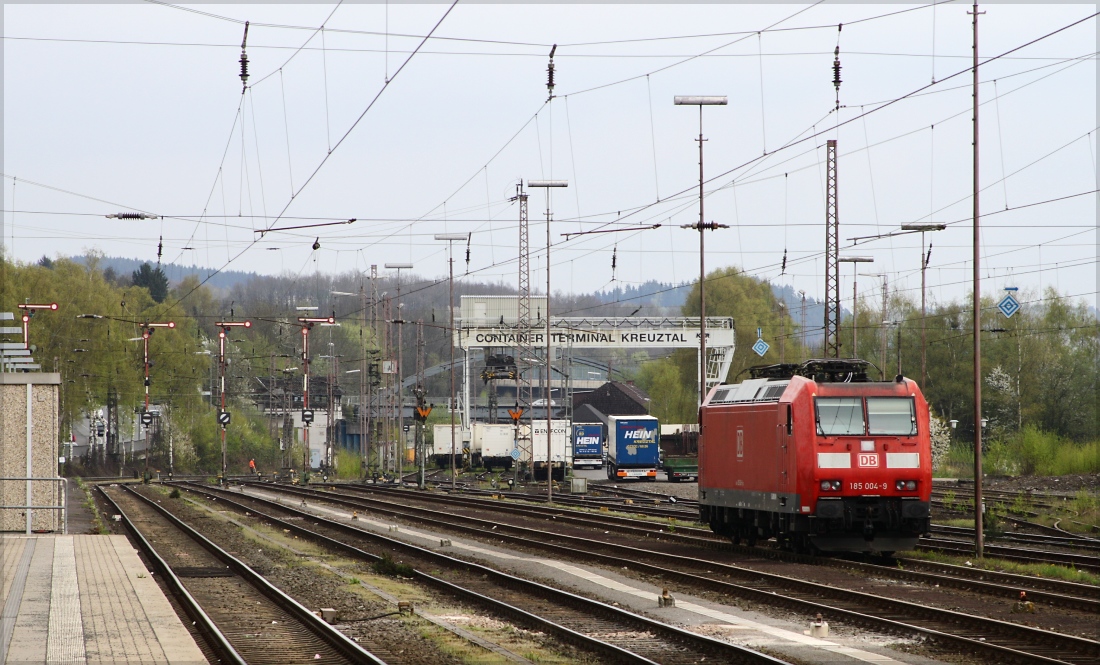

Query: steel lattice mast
[513,184,534,474]
[824,139,840,358]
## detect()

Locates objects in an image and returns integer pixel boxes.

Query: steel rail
[919,537,1100,573]
[179,482,789,665]
[97,486,247,665]
[323,482,1100,609]
[113,485,388,665]
[255,482,1099,665]
[300,482,1100,609]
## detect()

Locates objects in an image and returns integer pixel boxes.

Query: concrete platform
[1,535,207,664]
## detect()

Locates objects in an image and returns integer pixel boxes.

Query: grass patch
[372,553,415,578]
[903,548,1100,585]
[333,452,364,480]
[936,518,975,528]
[74,478,110,535]
[937,428,1100,478]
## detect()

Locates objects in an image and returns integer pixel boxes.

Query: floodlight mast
[214,320,252,479]
[901,223,947,387]
[527,181,567,503]
[384,263,413,477]
[298,315,335,471]
[674,95,728,406]
[434,235,469,489]
[838,258,873,358]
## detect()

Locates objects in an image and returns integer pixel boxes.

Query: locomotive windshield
[867,397,917,435]
[815,397,864,435]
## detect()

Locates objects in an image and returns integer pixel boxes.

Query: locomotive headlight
[820,480,841,491]
[896,480,918,491]
[832,480,841,490]
[820,480,830,490]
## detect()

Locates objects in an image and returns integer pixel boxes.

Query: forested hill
[72,254,258,292]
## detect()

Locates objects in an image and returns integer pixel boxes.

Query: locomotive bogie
[698,365,932,554]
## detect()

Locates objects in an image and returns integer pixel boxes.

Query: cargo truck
[529,419,570,481]
[606,415,660,481]
[571,423,604,469]
[473,422,515,471]
[659,424,699,482]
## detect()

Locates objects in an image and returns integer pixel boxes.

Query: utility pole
[824,140,841,358]
[674,95,728,405]
[434,234,468,490]
[970,0,986,558]
[524,184,565,503]
[799,291,807,360]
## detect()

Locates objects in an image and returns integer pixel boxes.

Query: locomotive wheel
[745,531,757,547]
[731,533,742,545]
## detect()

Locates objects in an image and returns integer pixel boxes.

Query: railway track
[239,481,1100,665]
[919,536,1100,573]
[931,524,1100,552]
[174,482,788,665]
[98,484,387,665]
[323,482,1100,606]
[433,482,1100,568]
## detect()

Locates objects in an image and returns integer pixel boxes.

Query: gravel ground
[974,473,1100,495]
[387,485,1100,643]
[122,485,468,665]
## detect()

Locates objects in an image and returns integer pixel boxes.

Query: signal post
[298,314,335,471]
[215,319,251,480]
[139,321,175,476]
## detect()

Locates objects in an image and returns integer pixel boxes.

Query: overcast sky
[3,2,1097,314]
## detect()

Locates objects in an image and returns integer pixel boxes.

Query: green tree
[680,266,801,383]
[131,262,169,303]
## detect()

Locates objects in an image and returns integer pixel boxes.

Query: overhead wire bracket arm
[561,224,661,239]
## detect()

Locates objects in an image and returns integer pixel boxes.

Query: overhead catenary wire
[156,1,460,319]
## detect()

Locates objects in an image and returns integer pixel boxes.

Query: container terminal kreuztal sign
[456,325,735,349]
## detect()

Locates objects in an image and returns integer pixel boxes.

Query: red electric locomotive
[698,359,932,554]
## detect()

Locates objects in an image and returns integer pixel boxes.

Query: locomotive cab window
[815,397,865,435]
[867,397,917,435]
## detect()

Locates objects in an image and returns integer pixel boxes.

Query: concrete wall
[0,373,62,532]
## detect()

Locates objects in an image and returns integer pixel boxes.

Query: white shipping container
[473,422,516,458]
[431,424,469,457]
[527,419,571,465]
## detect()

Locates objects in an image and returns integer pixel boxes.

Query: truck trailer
[529,419,570,481]
[572,423,604,469]
[473,422,515,471]
[606,415,660,481]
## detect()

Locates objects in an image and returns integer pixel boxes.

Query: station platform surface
[1,534,207,664]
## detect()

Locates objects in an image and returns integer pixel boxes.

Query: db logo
[858,453,879,468]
